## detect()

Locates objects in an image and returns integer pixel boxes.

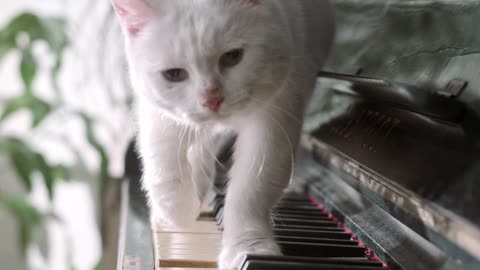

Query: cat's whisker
[226,91,250,106]
[197,128,213,187]
[189,127,207,199]
[177,126,188,183]
[202,129,228,171]
[248,95,303,125]
[198,129,224,195]
[256,149,267,179]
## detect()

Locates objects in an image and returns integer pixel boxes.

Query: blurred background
[0,1,133,270]
[1,1,479,270]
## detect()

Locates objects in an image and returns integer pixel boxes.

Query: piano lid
[304,72,480,262]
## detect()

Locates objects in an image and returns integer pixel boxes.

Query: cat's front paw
[147,178,201,227]
[218,239,281,269]
[150,198,199,227]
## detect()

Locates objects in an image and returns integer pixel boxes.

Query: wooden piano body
[116,1,480,269]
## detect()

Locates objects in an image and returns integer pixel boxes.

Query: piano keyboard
[152,181,389,270]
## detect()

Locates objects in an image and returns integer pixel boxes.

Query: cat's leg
[188,141,215,203]
[188,131,233,202]
[138,116,200,227]
[218,104,303,269]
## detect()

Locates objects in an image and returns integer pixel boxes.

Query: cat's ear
[112,0,153,36]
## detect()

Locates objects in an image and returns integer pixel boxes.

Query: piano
[114,1,480,267]
[116,69,480,270]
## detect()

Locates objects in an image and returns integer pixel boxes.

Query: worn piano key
[199,198,216,220]
[277,199,313,205]
[154,234,220,268]
[240,255,384,270]
[273,218,338,227]
[154,221,220,234]
[281,194,312,201]
[152,187,387,270]
[274,224,344,232]
[275,236,359,246]
[278,200,313,205]
[279,241,366,257]
[273,209,329,217]
[276,200,315,205]
[216,207,224,227]
[242,260,384,270]
[206,189,219,205]
[152,220,221,269]
[275,205,328,211]
[272,213,331,221]
[274,228,352,239]
[213,200,224,216]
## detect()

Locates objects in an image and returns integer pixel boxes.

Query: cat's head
[113,0,292,124]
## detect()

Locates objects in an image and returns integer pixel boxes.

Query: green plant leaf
[40,17,69,55]
[0,13,41,41]
[0,13,68,51]
[20,50,37,92]
[33,153,55,199]
[0,12,69,97]
[0,138,67,198]
[0,196,44,255]
[0,96,30,122]
[30,97,52,128]
[51,164,69,181]
[0,138,36,192]
[94,259,102,270]
[0,31,15,59]
[0,94,51,128]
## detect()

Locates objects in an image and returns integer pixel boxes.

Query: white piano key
[152,212,221,269]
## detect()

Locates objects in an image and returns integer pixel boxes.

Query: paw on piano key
[151,189,387,270]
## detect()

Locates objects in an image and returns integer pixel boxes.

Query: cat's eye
[162,68,189,82]
[220,49,244,68]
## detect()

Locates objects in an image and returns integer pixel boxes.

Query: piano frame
[117,72,480,270]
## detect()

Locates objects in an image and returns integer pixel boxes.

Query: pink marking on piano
[309,195,390,269]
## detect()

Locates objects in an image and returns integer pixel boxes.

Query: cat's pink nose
[202,87,224,112]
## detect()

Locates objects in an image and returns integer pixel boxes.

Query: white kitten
[112,0,334,268]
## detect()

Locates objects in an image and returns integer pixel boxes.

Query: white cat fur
[112,0,335,268]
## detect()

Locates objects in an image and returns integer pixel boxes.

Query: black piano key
[274,229,352,240]
[209,195,223,206]
[208,190,224,206]
[274,224,344,232]
[216,207,224,226]
[272,213,331,221]
[273,209,328,217]
[278,196,312,204]
[240,255,384,270]
[283,193,311,199]
[273,205,325,211]
[274,236,359,246]
[278,200,312,205]
[279,241,366,257]
[213,200,224,215]
[275,202,316,208]
[275,205,325,211]
[273,218,338,227]
[210,192,385,268]
[278,198,312,204]
[243,260,384,270]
